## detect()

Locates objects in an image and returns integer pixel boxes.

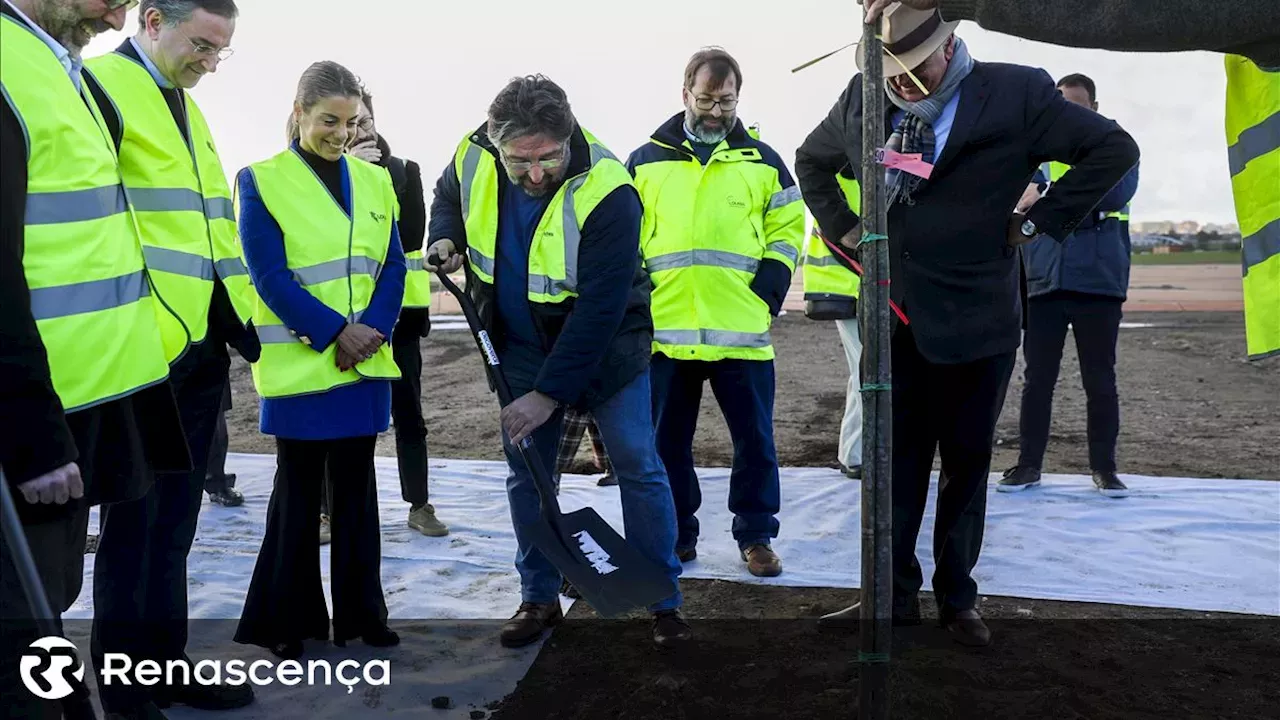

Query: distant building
[1135,220,1176,235]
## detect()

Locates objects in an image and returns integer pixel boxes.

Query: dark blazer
[796,60,1139,364]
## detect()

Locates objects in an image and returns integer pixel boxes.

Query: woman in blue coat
[232,61,405,660]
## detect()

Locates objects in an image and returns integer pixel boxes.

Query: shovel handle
[431,263,566,522]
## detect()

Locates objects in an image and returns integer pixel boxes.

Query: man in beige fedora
[796,2,1139,646]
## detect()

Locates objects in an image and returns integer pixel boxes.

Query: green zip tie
[861,383,892,392]
[858,651,890,664]
[860,232,889,245]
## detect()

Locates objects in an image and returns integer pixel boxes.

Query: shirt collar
[129,36,174,89]
[4,0,82,91]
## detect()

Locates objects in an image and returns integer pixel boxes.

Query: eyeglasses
[500,145,568,174]
[693,96,737,111]
[176,27,234,61]
[108,1,139,10]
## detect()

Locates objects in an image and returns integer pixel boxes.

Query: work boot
[407,503,449,536]
[207,487,244,507]
[499,602,563,648]
[741,544,782,577]
[943,608,991,647]
[651,609,692,648]
[1092,471,1130,498]
[319,514,331,545]
[997,465,1042,493]
[153,674,254,710]
[675,547,697,564]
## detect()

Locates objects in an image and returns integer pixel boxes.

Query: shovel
[430,259,675,618]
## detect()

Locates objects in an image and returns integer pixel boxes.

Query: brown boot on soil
[499,602,563,648]
[741,544,782,577]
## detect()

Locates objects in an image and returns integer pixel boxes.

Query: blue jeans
[502,370,683,611]
[650,355,781,552]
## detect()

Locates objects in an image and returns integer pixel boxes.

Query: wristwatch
[1019,218,1038,239]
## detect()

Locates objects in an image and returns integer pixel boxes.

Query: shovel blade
[526,507,675,618]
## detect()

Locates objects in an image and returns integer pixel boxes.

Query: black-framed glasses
[176,27,234,61]
[693,96,737,111]
[500,144,568,174]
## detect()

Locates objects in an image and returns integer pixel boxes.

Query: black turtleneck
[296,144,347,211]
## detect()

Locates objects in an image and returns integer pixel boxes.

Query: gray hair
[486,75,575,149]
[139,0,239,25]
[285,61,363,143]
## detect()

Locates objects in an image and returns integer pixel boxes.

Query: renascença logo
[101,655,391,695]
[20,636,85,700]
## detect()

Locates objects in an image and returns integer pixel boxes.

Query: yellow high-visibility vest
[245,149,402,398]
[1225,55,1280,360]
[1,15,171,411]
[453,127,634,305]
[86,51,255,363]
[803,170,862,320]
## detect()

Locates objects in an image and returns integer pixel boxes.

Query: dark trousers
[891,327,1015,618]
[235,436,387,649]
[1018,293,1123,472]
[389,330,429,507]
[91,342,227,711]
[204,381,234,493]
[0,508,91,720]
[320,330,427,515]
[650,355,781,551]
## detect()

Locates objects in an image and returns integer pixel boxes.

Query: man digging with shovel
[425,75,690,649]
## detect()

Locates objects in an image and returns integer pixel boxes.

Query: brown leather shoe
[944,609,991,647]
[741,544,782,577]
[499,602,563,648]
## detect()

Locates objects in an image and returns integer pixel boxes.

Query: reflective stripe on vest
[1225,55,1280,360]
[454,128,635,304]
[1,16,170,411]
[246,149,401,398]
[86,52,253,363]
[802,171,861,315]
[402,249,432,308]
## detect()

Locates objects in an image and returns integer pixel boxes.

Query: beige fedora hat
[857,3,960,74]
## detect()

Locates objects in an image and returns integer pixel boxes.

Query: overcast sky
[83,0,1238,224]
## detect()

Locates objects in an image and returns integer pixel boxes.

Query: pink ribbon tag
[877,148,934,179]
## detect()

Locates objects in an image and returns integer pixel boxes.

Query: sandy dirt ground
[226,263,1279,481]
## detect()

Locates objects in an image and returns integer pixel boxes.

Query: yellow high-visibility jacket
[627,114,805,362]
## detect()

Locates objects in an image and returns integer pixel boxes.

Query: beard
[49,13,110,56]
[686,111,732,145]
